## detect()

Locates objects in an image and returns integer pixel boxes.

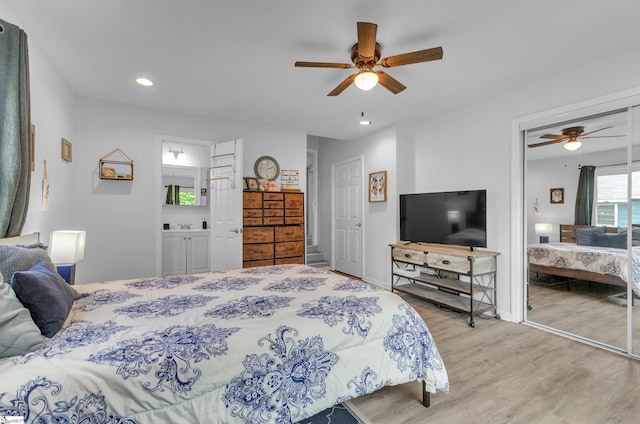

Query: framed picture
[245,177,259,191]
[550,187,564,204]
[242,178,248,190]
[369,170,387,202]
[61,138,72,162]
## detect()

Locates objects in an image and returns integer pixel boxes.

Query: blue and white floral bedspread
[528,243,640,295]
[0,264,449,423]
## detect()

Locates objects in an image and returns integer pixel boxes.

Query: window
[594,165,640,227]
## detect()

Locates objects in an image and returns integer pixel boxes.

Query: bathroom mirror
[162,166,207,206]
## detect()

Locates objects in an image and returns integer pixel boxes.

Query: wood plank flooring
[349,293,640,424]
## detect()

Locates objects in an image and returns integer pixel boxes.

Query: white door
[210,139,243,271]
[333,157,363,278]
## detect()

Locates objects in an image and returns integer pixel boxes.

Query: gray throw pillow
[574,226,606,246]
[0,243,57,281]
[0,271,45,357]
[592,233,627,249]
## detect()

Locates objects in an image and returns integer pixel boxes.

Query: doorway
[332,156,363,278]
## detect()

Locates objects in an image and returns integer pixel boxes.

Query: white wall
[317,127,397,288]
[398,42,640,321]
[72,98,306,283]
[2,9,79,250]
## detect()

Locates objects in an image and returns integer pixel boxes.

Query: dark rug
[296,401,371,424]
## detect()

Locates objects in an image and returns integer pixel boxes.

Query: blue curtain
[574,165,595,225]
[0,19,31,238]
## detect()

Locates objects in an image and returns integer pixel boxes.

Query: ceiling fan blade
[380,46,443,68]
[357,22,377,59]
[580,126,613,137]
[539,133,564,140]
[580,135,626,139]
[527,139,565,148]
[375,71,407,94]
[327,74,357,96]
[295,61,353,69]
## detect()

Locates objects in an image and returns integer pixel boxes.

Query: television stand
[390,242,500,327]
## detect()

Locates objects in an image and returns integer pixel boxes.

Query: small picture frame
[242,178,248,190]
[61,138,72,162]
[550,188,564,204]
[369,170,387,202]
[245,177,259,191]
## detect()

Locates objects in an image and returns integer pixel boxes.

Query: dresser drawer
[243,217,263,226]
[276,256,304,265]
[243,192,262,208]
[264,192,284,201]
[263,209,284,217]
[285,216,304,225]
[264,201,284,209]
[243,259,274,268]
[243,209,262,218]
[275,241,304,258]
[243,227,274,244]
[264,217,284,225]
[275,226,304,242]
[285,209,304,217]
[285,193,304,209]
[392,247,427,265]
[425,253,470,274]
[243,244,273,260]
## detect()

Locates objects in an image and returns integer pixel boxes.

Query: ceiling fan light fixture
[354,70,378,91]
[564,139,582,151]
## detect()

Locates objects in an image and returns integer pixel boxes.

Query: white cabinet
[162,231,210,276]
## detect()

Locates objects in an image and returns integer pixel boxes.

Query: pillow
[592,233,627,249]
[0,243,57,281]
[0,270,46,357]
[574,226,606,246]
[617,227,640,246]
[10,260,77,338]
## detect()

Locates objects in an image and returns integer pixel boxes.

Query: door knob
[355,223,362,227]
[229,228,240,233]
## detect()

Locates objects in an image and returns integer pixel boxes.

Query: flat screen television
[399,190,487,248]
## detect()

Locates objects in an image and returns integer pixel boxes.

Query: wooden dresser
[242,191,305,267]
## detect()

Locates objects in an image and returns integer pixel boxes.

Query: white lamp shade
[534,223,552,237]
[354,71,378,91]
[49,230,86,264]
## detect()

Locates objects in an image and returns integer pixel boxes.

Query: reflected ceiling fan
[294,22,443,96]
[527,125,624,151]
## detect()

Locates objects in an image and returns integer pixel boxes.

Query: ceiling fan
[294,22,443,96]
[527,125,624,151]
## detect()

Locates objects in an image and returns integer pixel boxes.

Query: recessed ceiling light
[135,77,154,87]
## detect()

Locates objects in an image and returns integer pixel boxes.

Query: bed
[0,237,449,423]
[528,224,640,296]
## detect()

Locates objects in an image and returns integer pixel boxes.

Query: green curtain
[0,19,31,238]
[574,165,595,225]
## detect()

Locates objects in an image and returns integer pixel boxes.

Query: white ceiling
[3,0,640,141]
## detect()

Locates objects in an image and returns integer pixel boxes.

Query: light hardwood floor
[350,293,640,424]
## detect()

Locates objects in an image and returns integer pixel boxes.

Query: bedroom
[2,0,640,422]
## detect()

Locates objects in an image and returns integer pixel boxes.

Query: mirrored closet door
[525,107,640,355]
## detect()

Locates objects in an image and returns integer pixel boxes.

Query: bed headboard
[0,232,40,246]
[559,225,617,243]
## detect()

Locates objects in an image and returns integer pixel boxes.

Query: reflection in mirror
[163,166,200,206]
[525,109,630,351]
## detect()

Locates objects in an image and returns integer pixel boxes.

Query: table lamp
[535,223,552,243]
[49,230,86,284]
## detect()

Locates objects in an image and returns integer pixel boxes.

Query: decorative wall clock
[254,155,280,181]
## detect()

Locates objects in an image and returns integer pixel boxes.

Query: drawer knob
[442,260,451,265]
[404,253,411,258]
